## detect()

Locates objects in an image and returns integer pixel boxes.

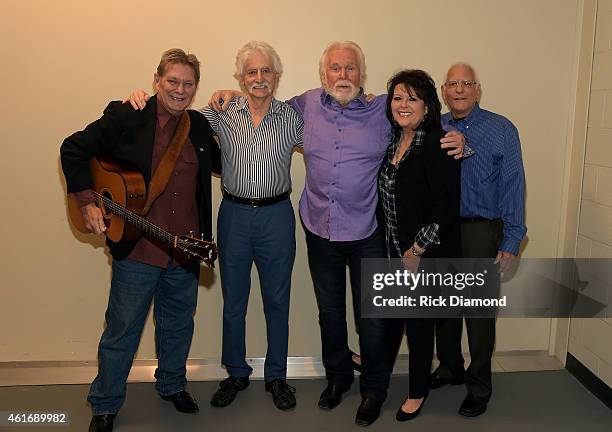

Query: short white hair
[234,40,283,84]
[318,41,367,87]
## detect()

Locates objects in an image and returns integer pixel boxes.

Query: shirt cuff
[415,223,440,250]
[463,144,475,158]
[72,189,95,208]
[500,238,520,256]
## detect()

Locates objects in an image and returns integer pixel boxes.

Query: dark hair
[385,69,442,142]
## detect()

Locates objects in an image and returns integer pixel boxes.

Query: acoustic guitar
[67,156,217,266]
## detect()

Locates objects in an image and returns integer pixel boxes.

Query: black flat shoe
[458,394,487,417]
[89,414,116,432]
[210,376,250,407]
[355,396,382,427]
[396,395,427,421]
[318,383,351,410]
[161,390,199,413]
[429,372,464,389]
[350,350,363,373]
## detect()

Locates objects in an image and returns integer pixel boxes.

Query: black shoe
[350,350,363,373]
[458,394,487,417]
[396,395,427,422]
[210,376,250,407]
[355,397,383,427]
[429,372,464,389]
[161,390,199,413]
[89,414,115,432]
[265,379,297,410]
[318,383,351,410]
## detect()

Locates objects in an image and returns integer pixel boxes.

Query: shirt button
[331,200,335,203]
[333,163,337,167]
[338,128,342,132]
[335,146,339,150]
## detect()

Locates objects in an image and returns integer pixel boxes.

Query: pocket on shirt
[181,148,198,164]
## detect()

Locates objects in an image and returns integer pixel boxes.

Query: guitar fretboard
[93,191,176,247]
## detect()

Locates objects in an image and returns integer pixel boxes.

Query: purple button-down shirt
[288,88,390,241]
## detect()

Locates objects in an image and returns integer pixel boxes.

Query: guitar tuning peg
[189,230,195,237]
[200,233,204,240]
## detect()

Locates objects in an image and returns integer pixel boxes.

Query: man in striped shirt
[202,42,302,411]
[432,62,527,418]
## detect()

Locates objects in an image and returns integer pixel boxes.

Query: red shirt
[127,103,199,268]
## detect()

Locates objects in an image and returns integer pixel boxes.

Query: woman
[377,69,461,421]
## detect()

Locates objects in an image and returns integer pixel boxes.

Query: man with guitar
[60,48,220,432]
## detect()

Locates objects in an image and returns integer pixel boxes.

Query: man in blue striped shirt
[432,62,527,418]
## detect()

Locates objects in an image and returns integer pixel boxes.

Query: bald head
[442,62,481,119]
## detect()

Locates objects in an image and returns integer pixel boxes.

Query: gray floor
[0,371,610,432]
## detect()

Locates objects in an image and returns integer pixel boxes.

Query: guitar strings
[91,191,215,262]
[93,191,175,244]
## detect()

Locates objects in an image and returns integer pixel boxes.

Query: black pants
[385,317,434,399]
[434,219,503,402]
[304,227,390,401]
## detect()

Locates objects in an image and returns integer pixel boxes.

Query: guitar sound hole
[100,189,114,217]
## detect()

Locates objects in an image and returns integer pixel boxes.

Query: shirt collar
[321,87,367,108]
[448,103,481,126]
[236,96,281,115]
[388,129,426,156]
[156,98,182,129]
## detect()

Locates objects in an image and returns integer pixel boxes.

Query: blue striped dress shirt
[198,96,303,198]
[442,104,526,255]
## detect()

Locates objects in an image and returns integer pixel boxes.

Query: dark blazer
[378,124,461,258]
[60,95,221,259]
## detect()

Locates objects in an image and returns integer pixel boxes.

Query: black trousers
[304,226,391,401]
[385,317,434,399]
[434,219,503,402]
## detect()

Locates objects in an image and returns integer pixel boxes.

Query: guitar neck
[93,191,177,247]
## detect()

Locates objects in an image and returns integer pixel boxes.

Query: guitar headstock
[176,236,218,267]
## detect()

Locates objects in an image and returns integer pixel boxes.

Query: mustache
[249,82,271,90]
[333,80,355,89]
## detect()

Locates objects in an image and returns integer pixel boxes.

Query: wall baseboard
[0,350,561,387]
[565,353,612,410]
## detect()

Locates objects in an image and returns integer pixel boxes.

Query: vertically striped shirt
[442,104,526,254]
[198,96,303,198]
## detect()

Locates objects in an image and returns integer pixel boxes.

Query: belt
[222,190,289,207]
[460,217,500,223]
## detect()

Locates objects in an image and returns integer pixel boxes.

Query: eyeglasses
[443,80,479,89]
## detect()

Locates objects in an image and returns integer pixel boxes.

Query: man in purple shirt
[209,41,464,426]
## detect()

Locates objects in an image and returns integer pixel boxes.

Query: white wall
[0,0,586,362]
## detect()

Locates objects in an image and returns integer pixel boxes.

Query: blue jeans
[218,198,296,381]
[88,258,199,415]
